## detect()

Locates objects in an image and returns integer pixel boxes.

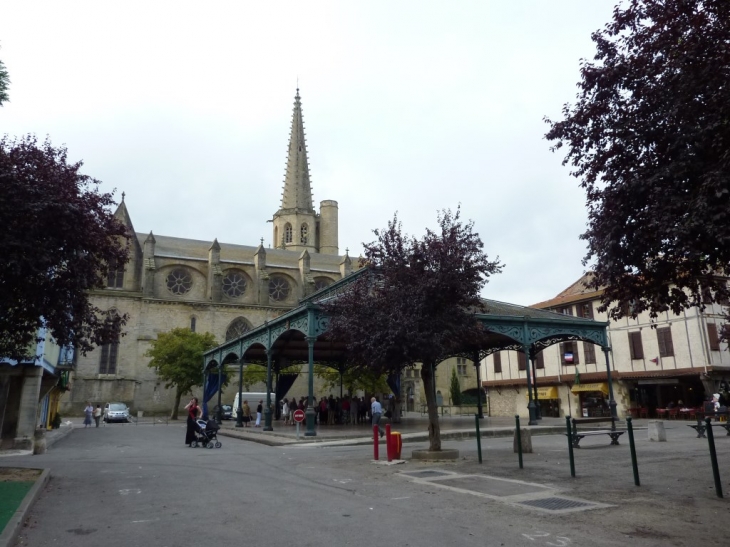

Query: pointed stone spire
[280,89,314,213]
[113,194,135,236]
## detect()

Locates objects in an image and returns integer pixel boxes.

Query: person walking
[184,397,201,446]
[93,404,102,428]
[255,400,263,427]
[282,399,290,425]
[371,396,384,438]
[83,402,94,428]
[242,400,251,427]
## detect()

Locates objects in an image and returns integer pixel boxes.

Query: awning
[571,382,609,395]
[526,386,558,399]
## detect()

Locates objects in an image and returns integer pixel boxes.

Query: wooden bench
[569,416,625,448]
[688,411,730,438]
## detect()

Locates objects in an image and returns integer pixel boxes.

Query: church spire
[280,89,314,213]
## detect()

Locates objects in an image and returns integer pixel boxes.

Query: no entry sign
[293,409,305,423]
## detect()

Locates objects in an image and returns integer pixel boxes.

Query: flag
[650,357,659,365]
[564,352,574,364]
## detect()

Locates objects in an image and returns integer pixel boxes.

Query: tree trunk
[170,387,182,420]
[421,360,441,451]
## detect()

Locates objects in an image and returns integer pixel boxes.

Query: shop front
[571,382,611,417]
[526,386,561,417]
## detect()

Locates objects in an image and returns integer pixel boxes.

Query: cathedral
[62,90,353,414]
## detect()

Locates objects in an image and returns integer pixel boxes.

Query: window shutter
[658,327,674,357]
[517,352,526,371]
[629,332,644,360]
[571,341,579,364]
[708,323,720,351]
[536,351,544,369]
[584,342,596,364]
[493,352,502,374]
[576,304,583,318]
[585,302,594,319]
[560,342,566,365]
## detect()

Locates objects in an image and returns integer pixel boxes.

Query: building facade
[482,273,730,420]
[63,90,354,415]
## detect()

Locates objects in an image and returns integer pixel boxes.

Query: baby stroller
[192,418,222,449]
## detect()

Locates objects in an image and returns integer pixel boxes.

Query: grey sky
[0,1,617,306]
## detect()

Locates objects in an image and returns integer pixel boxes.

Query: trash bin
[137,411,144,419]
[389,431,402,459]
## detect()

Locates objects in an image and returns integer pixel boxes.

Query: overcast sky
[1,1,618,306]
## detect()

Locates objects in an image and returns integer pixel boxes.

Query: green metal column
[305,335,317,436]
[602,347,618,419]
[215,365,223,423]
[523,345,537,426]
[235,361,244,427]
[264,349,273,431]
[473,350,484,419]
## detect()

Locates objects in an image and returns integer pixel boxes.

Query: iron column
[603,347,618,419]
[305,335,317,436]
[264,350,273,431]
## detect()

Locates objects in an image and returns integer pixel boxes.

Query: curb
[45,426,74,450]
[0,468,50,547]
[218,425,568,447]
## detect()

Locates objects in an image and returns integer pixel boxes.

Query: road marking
[391,496,411,500]
[132,518,160,523]
[119,489,142,495]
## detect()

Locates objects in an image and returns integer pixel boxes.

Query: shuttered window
[517,352,526,371]
[657,327,674,357]
[493,352,502,374]
[583,342,596,364]
[707,323,720,351]
[535,351,545,369]
[628,331,644,360]
[560,341,579,365]
[575,302,594,319]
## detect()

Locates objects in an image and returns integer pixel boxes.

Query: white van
[231,392,276,419]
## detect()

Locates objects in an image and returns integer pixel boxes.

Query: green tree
[449,368,462,406]
[240,363,301,390]
[0,53,9,106]
[323,208,502,451]
[545,0,730,320]
[145,328,218,419]
[314,365,390,395]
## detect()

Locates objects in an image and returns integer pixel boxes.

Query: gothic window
[222,271,247,298]
[99,343,119,374]
[226,317,251,341]
[269,275,291,302]
[300,223,309,244]
[190,316,196,332]
[314,277,333,292]
[106,257,124,288]
[284,223,293,244]
[166,268,193,295]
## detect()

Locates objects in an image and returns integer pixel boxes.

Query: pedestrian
[282,398,290,425]
[184,397,201,446]
[255,400,263,427]
[83,401,94,428]
[371,396,384,438]
[93,404,102,427]
[242,400,251,427]
[350,396,359,425]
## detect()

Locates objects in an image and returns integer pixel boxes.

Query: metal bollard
[627,416,640,486]
[373,425,379,461]
[706,417,723,498]
[566,416,575,478]
[475,414,482,464]
[515,415,523,469]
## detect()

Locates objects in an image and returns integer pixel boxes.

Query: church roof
[113,194,135,234]
[137,233,343,272]
[277,89,314,214]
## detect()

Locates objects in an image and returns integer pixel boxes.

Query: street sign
[293,409,305,423]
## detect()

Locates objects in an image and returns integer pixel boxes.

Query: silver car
[103,402,130,423]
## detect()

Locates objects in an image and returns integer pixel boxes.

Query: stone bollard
[33,428,47,455]
[513,427,533,453]
[647,420,666,442]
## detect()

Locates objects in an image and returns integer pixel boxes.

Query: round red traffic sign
[293,409,305,423]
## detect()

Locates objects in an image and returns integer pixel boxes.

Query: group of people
[279,394,395,432]
[82,402,102,428]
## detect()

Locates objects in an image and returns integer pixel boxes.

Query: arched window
[190,316,197,332]
[284,223,293,244]
[226,317,251,341]
[106,257,124,289]
[99,309,120,374]
[274,226,279,247]
[314,277,333,292]
[300,223,309,244]
[268,275,291,302]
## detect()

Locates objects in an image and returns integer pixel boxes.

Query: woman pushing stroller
[185,397,201,446]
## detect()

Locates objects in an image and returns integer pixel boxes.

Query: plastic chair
[639,407,649,419]
[656,408,668,419]
[667,407,679,419]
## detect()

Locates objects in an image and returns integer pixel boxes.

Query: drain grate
[518,497,594,511]
[401,470,451,478]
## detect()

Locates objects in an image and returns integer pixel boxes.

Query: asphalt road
[6,421,730,547]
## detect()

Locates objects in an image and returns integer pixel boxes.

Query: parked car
[104,402,130,423]
[212,404,233,420]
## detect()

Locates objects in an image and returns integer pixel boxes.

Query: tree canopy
[314,364,390,396]
[323,208,502,450]
[545,0,730,320]
[0,135,130,359]
[145,328,219,419]
[0,52,9,106]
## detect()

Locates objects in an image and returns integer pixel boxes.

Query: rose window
[269,276,291,302]
[166,269,193,295]
[222,271,247,298]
